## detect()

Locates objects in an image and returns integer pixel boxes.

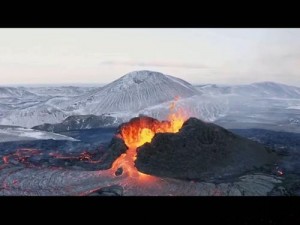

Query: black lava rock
[115,167,123,176]
[98,136,127,170]
[88,185,124,196]
[135,117,279,181]
[32,114,122,132]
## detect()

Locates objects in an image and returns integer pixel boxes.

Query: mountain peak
[123,70,165,78]
[251,81,280,86]
[250,81,298,88]
[117,70,167,86]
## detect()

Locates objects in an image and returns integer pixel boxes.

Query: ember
[49,151,102,164]
[277,170,284,176]
[275,166,284,176]
[0,149,102,171]
[1,148,41,167]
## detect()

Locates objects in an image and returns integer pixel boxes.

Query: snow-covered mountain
[26,86,98,97]
[30,71,227,129]
[0,86,98,127]
[0,125,77,143]
[195,82,300,133]
[0,71,206,127]
[0,87,37,98]
[1,71,299,131]
[247,82,300,98]
[58,70,200,114]
[138,95,228,122]
[0,103,70,128]
[195,82,300,98]
[0,87,74,127]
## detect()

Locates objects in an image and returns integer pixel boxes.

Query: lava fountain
[111,97,188,181]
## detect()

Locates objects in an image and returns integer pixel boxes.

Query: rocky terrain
[0,166,284,196]
[0,117,289,196]
[32,115,123,132]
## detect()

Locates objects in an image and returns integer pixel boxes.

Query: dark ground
[0,126,300,195]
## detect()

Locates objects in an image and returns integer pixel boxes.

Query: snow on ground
[0,127,78,142]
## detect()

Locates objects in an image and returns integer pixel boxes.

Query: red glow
[13,179,19,186]
[2,156,9,164]
[0,148,41,168]
[277,170,284,176]
[49,151,103,164]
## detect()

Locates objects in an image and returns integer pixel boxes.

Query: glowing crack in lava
[111,97,188,181]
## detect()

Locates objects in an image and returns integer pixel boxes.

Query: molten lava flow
[111,97,188,181]
[49,151,103,164]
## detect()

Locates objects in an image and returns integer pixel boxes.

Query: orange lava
[111,97,188,181]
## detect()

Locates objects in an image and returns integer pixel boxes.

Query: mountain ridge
[58,70,200,114]
[1,70,299,129]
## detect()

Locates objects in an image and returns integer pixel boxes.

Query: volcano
[99,100,188,180]
[102,113,278,181]
[135,118,278,180]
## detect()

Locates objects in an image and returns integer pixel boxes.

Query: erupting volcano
[111,97,188,180]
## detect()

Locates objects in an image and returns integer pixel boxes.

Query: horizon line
[0,80,298,88]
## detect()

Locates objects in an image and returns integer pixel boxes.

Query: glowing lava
[111,97,188,181]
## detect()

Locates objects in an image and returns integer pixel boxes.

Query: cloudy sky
[0,28,299,86]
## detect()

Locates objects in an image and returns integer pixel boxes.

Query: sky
[0,28,299,86]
